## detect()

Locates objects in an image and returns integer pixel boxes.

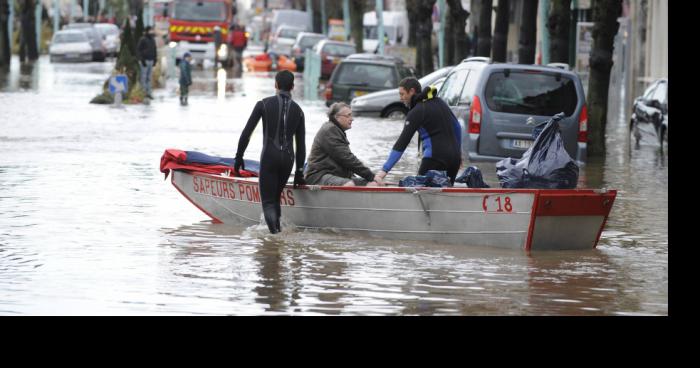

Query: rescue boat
[243,53,297,72]
[168,169,616,251]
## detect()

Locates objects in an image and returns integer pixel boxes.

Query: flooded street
[0,57,667,315]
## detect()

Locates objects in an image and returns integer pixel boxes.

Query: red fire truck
[168,0,235,66]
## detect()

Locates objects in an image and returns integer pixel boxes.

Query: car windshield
[300,35,325,48]
[173,0,226,22]
[279,28,302,39]
[336,63,397,88]
[484,71,578,116]
[419,67,450,85]
[652,81,667,103]
[323,43,355,56]
[54,32,88,43]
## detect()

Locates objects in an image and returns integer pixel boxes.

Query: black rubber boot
[262,204,280,234]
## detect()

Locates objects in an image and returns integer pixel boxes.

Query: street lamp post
[36,0,41,52]
[8,0,13,53]
[53,0,59,34]
[438,0,445,68]
[376,0,383,55]
[342,0,350,41]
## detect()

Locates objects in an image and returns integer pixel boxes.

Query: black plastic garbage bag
[399,170,450,187]
[455,166,490,188]
[496,112,579,189]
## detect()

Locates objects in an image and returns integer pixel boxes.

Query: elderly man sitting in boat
[304,103,385,187]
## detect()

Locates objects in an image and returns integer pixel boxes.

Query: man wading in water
[234,71,306,233]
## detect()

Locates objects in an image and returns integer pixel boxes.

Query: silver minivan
[438,57,587,165]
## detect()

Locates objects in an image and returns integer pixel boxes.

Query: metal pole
[36,0,41,52]
[83,0,88,21]
[438,0,445,68]
[53,0,59,34]
[306,0,312,30]
[376,0,383,55]
[539,0,550,64]
[70,0,74,24]
[320,0,326,35]
[342,0,350,41]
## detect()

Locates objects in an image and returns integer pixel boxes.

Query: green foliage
[115,20,141,100]
[90,92,115,104]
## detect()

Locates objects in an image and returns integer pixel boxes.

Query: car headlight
[352,98,367,106]
[217,44,228,59]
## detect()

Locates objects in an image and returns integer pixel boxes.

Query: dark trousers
[418,157,460,185]
[258,146,294,233]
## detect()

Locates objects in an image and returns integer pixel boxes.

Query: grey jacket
[304,121,375,184]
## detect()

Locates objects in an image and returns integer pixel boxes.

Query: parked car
[351,65,454,119]
[291,32,326,71]
[631,78,668,146]
[437,57,588,164]
[63,23,107,61]
[49,30,94,63]
[325,53,415,107]
[312,40,357,80]
[94,23,121,57]
[269,25,305,56]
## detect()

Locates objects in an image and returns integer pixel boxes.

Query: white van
[271,9,312,35]
[362,11,409,53]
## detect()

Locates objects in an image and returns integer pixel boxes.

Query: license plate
[352,90,368,98]
[67,53,79,58]
[512,139,533,149]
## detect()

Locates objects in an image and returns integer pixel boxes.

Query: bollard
[114,92,122,107]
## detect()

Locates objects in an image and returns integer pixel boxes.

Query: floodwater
[0,57,667,315]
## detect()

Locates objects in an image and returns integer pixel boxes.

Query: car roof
[65,23,93,28]
[55,29,87,35]
[344,53,404,65]
[454,57,580,78]
[297,32,324,38]
[317,39,353,46]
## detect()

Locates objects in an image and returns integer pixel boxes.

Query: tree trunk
[547,0,571,63]
[0,0,10,68]
[349,0,365,53]
[312,0,322,34]
[476,0,492,57]
[405,0,419,48]
[447,0,470,65]
[492,0,509,62]
[517,0,538,64]
[416,0,436,77]
[19,0,39,63]
[587,0,622,158]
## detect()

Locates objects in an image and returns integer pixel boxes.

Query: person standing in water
[234,70,306,234]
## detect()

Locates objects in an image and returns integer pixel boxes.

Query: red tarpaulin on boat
[159,149,259,179]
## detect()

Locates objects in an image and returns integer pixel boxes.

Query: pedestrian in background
[137,26,158,99]
[179,52,192,106]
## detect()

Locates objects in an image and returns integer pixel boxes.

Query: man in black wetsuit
[234,71,306,234]
[376,77,462,184]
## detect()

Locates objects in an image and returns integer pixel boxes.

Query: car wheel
[384,105,407,120]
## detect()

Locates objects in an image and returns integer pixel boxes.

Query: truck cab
[169,0,234,66]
